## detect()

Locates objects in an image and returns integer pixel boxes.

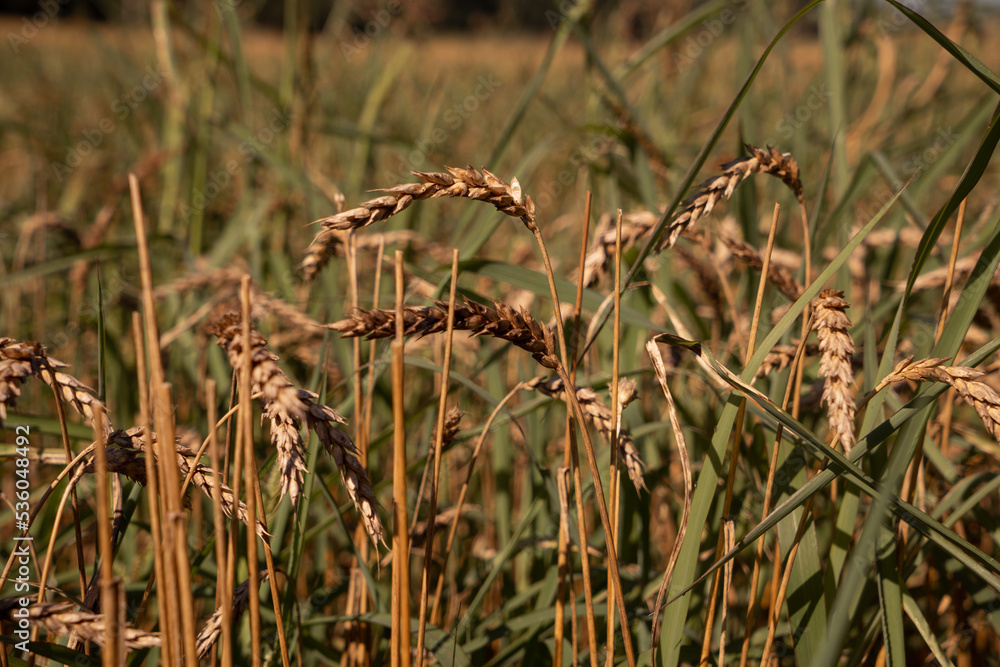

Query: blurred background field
[3,1,1000,665]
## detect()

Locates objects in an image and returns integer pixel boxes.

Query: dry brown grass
[812,289,857,453]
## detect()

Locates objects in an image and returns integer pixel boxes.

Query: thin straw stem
[415,250,459,663]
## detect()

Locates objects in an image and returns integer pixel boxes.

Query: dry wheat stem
[526,376,646,493]
[812,289,857,453]
[213,312,384,546]
[303,166,535,280]
[326,297,560,370]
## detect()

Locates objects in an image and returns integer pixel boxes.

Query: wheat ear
[195,572,268,659]
[526,376,647,493]
[812,289,857,453]
[659,144,803,251]
[302,166,535,279]
[0,599,160,652]
[874,357,1000,442]
[212,313,384,546]
[326,297,560,370]
[0,338,111,434]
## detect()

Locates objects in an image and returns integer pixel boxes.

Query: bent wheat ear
[326,297,560,370]
[812,289,857,453]
[656,144,803,252]
[526,376,647,494]
[195,572,268,659]
[0,600,160,652]
[212,313,385,546]
[581,144,804,286]
[876,357,1000,443]
[0,338,112,434]
[303,166,535,279]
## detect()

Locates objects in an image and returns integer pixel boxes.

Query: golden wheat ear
[812,289,857,453]
[212,313,385,547]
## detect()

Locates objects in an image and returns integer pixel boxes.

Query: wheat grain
[326,297,560,370]
[812,289,856,453]
[526,376,647,493]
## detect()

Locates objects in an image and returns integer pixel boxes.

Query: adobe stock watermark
[179,107,294,222]
[7,0,70,54]
[50,65,167,183]
[44,266,135,353]
[532,123,618,211]
[762,84,833,145]
[877,0,925,36]
[672,0,752,72]
[340,0,403,62]
[380,74,502,184]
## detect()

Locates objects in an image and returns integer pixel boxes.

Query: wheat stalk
[302,166,535,280]
[326,297,560,370]
[526,376,647,493]
[812,289,856,453]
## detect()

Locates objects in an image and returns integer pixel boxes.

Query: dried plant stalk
[526,376,647,493]
[302,166,535,279]
[212,313,384,546]
[326,297,559,370]
[812,289,857,453]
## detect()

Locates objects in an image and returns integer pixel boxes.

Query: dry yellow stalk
[812,289,857,453]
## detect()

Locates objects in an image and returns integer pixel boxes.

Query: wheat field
[2,2,1000,665]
